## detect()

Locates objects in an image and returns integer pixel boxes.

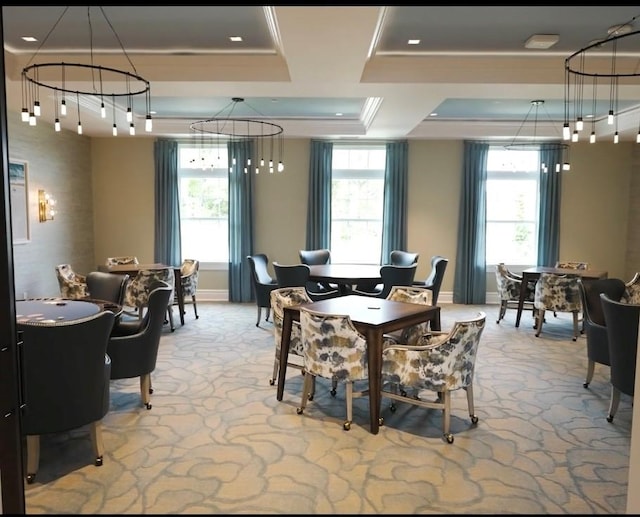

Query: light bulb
[260,158,265,166]
[145,115,152,132]
[126,107,133,123]
[112,124,118,136]
[608,110,614,125]
[590,132,596,143]
[77,122,82,135]
[571,131,578,142]
[637,132,640,143]
[129,123,135,136]
[60,100,67,116]
[555,163,560,173]
[29,113,36,126]
[563,162,571,171]
[33,101,40,117]
[21,108,29,122]
[278,161,284,172]
[563,123,570,140]
[576,118,584,131]
[100,103,106,118]
[255,167,260,174]
[54,119,61,132]
[614,131,619,144]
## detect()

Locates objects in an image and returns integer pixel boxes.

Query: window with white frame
[486,147,540,267]
[330,145,386,264]
[178,144,229,265]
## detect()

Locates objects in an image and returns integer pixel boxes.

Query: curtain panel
[153,139,181,267]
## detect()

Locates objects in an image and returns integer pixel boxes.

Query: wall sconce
[38,189,56,222]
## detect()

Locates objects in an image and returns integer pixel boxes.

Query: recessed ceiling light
[524,34,559,49]
[335,113,343,117]
[429,112,438,117]
[408,39,420,45]
[21,36,37,42]
[229,36,243,42]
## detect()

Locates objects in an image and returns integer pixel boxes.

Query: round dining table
[308,264,382,295]
[16,298,122,324]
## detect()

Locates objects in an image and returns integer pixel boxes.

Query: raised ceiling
[3,6,640,141]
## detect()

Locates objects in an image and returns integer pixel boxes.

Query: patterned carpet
[24,302,632,514]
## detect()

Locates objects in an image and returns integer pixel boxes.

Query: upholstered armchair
[384,285,434,346]
[623,272,640,303]
[18,310,116,483]
[107,281,173,409]
[106,256,139,266]
[247,254,278,327]
[534,273,582,340]
[495,263,534,324]
[380,312,486,443]
[297,308,369,430]
[273,262,340,301]
[578,278,626,388]
[298,248,335,292]
[600,293,639,423]
[124,267,176,331]
[55,263,88,299]
[555,261,589,270]
[389,250,419,266]
[86,271,129,306]
[177,258,200,321]
[413,255,449,306]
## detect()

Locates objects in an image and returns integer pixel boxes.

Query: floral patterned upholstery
[176,259,199,320]
[270,287,312,387]
[623,272,640,304]
[124,267,176,331]
[380,311,486,443]
[534,273,582,340]
[384,286,433,345]
[495,263,534,324]
[106,256,139,266]
[297,308,369,430]
[55,264,88,299]
[555,261,589,270]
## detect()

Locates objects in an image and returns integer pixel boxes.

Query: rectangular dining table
[97,263,185,325]
[277,294,441,434]
[514,266,608,327]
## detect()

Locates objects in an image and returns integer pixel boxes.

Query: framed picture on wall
[9,160,29,244]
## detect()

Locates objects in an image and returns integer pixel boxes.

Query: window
[178,144,229,264]
[486,147,540,266]
[330,145,386,264]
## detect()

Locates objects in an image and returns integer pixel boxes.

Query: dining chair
[297,307,369,430]
[380,311,486,443]
[384,285,433,346]
[105,256,139,266]
[389,250,419,266]
[533,273,582,340]
[273,262,340,301]
[247,254,278,327]
[18,310,116,483]
[578,278,626,388]
[352,263,417,299]
[600,293,639,423]
[413,255,449,306]
[107,281,172,409]
[298,248,335,292]
[494,263,534,324]
[124,267,176,331]
[86,271,129,306]
[555,260,589,270]
[176,258,199,321]
[55,263,88,299]
[623,272,640,303]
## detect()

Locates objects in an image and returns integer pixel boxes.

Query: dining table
[277,294,441,435]
[97,263,185,325]
[307,264,382,295]
[16,298,122,325]
[514,266,608,327]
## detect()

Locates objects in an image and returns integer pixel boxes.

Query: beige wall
[8,109,638,299]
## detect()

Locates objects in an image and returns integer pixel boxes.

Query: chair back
[273,262,311,288]
[555,261,589,270]
[580,278,626,327]
[623,272,640,303]
[299,249,331,265]
[601,293,639,396]
[126,267,175,309]
[299,308,368,382]
[108,281,172,379]
[86,271,129,305]
[377,263,417,299]
[270,287,312,357]
[534,273,581,312]
[55,264,88,299]
[495,263,521,301]
[180,259,200,296]
[422,255,448,304]
[106,256,139,266]
[386,286,433,344]
[389,250,419,266]
[19,310,116,435]
[248,254,275,285]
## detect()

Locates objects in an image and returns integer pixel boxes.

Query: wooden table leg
[174,268,185,326]
[515,273,529,328]
[366,329,382,435]
[276,309,293,401]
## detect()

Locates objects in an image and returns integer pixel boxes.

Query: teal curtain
[228,139,254,302]
[153,139,181,267]
[380,140,408,264]
[453,141,488,304]
[537,144,563,266]
[305,140,332,249]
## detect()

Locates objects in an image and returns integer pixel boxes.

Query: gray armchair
[247,254,278,327]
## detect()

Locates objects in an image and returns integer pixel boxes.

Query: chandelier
[563,17,640,144]
[20,6,152,136]
[505,100,570,173]
[190,97,284,174]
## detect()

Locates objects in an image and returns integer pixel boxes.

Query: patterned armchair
[384,285,433,345]
[124,267,176,331]
[534,273,582,340]
[380,311,486,443]
[623,272,640,304]
[177,259,199,321]
[297,308,369,431]
[55,263,88,299]
[555,261,589,270]
[495,263,534,324]
[106,256,139,266]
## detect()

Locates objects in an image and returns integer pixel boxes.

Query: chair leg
[265,308,271,322]
[496,301,506,324]
[192,295,199,319]
[607,385,622,422]
[89,420,105,466]
[140,373,152,409]
[535,310,546,337]
[26,435,40,484]
[441,390,453,443]
[343,381,353,430]
[270,356,278,385]
[256,306,262,327]
[167,306,175,332]
[572,311,579,341]
[584,360,595,388]
[296,372,314,414]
